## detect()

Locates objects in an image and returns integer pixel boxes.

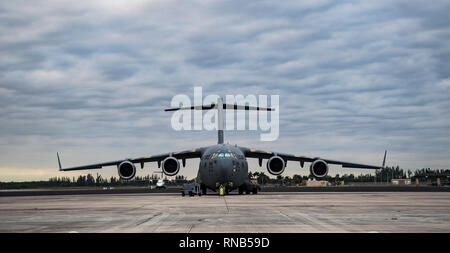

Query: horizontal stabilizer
[165,97,274,145]
[165,104,274,111]
[165,104,215,111]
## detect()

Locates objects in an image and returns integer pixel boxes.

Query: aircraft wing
[57,148,204,171]
[239,147,386,169]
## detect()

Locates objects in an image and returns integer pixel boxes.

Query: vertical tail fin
[217,97,224,144]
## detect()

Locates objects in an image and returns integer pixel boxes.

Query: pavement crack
[223,196,229,213]
[188,224,195,233]
[136,213,160,226]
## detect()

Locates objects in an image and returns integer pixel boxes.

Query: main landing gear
[201,184,207,195]
[238,185,258,195]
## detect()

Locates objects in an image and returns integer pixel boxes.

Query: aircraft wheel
[201,185,207,195]
[181,192,185,197]
[245,190,250,194]
[252,188,258,194]
[238,188,244,195]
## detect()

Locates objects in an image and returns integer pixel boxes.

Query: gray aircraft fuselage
[197,144,249,191]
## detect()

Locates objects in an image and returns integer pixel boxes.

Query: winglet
[382,150,387,168]
[57,152,63,171]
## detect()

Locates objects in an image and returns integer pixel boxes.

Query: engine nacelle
[162,157,180,176]
[118,161,136,180]
[266,155,285,175]
[310,159,329,178]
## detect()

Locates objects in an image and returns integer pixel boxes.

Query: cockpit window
[212,151,239,158]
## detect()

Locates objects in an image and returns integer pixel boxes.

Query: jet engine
[162,157,180,176]
[118,161,136,180]
[310,159,329,178]
[266,155,285,175]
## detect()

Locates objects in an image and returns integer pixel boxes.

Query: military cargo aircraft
[57,98,386,194]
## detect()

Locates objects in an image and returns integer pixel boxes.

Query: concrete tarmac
[2,186,448,197]
[1,192,449,233]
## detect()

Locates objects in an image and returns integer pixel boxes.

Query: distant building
[306,180,329,187]
[391,179,411,185]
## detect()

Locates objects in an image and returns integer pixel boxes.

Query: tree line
[248,167,450,186]
[0,174,190,189]
[0,167,448,189]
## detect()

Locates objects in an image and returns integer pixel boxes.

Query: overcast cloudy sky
[1,0,449,181]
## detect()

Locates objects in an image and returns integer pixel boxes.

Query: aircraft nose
[215,159,233,181]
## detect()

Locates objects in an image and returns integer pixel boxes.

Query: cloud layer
[1,0,449,180]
